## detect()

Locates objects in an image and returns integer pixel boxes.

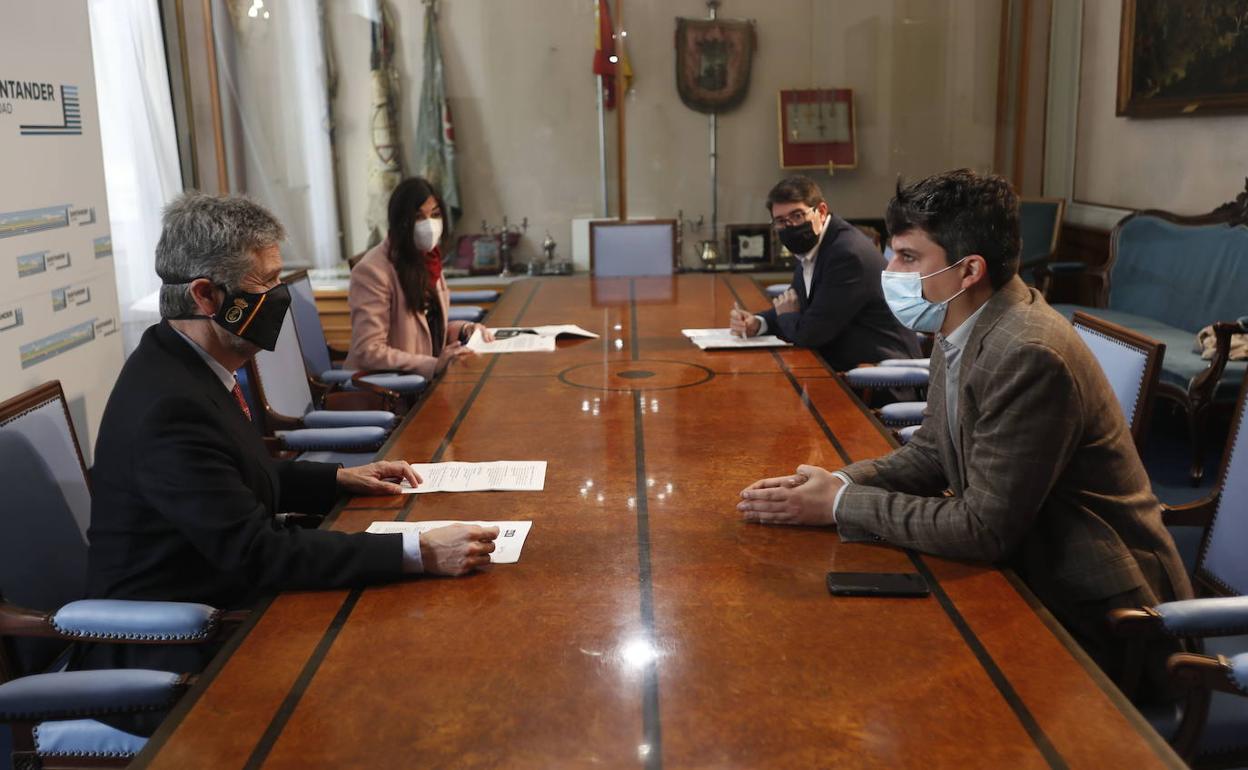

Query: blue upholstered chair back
[0,383,90,676]
[1198,382,1248,595]
[1019,199,1063,265]
[1110,217,1248,333]
[1073,327,1148,429]
[286,272,333,376]
[251,312,315,419]
[1070,313,1161,443]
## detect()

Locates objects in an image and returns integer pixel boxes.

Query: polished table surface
[133,274,1183,769]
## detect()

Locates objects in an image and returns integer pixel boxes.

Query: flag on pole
[415,0,461,227]
[593,0,631,109]
[365,0,404,248]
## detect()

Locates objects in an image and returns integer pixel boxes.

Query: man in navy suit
[730,176,919,371]
[82,195,497,732]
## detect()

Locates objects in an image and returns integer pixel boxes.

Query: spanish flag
[593,0,632,109]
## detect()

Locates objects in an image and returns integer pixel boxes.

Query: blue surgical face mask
[880,257,968,333]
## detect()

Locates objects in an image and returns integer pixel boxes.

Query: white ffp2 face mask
[413,217,443,253]
[880,257,968,333]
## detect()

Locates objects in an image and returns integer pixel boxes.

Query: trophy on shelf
[529,231,573,276]
[481,215,528,278]
[697,238,721,270]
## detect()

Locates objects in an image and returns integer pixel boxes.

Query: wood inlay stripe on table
[130,275,1183,769]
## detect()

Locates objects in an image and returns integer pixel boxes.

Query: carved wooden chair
[0,382,241,769]
[1110,378,1248,766]
[284,270,426,405]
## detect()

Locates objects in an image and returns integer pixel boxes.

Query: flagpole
[708,0,720,255]
[615,0,627,221]
[595,1,609,218]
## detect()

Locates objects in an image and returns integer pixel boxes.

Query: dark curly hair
[885,169,1020,289]
[765,175,826,212]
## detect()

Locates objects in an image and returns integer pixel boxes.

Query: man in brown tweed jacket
[738,169,1191,694]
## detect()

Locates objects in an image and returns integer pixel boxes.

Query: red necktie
[231,383,252,421]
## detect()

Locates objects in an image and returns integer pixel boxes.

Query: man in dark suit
[738,170,1191,700]
[729,175,920,370]
[82,194,497,712]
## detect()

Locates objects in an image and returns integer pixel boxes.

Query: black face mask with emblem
[777,219,820,255]
[173,281,291,351]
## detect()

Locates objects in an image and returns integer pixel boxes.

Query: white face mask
[413,217,443,253]
[880,257,968,333]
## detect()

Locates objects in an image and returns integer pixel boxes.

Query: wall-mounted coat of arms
[675,17,756,114]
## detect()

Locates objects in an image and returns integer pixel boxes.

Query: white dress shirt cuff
[754,315,768,336]
[400,531,424,573]
[830,471,853,523]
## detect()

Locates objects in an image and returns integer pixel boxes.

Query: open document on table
[681,328,794,349]
[399,461,547,493]
[466,324,599,353]
[365,520,533,563]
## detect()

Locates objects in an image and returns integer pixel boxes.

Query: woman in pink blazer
[345,178,490,378]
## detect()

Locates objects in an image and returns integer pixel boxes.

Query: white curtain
[88,0,183,356]
[214,0,341,269]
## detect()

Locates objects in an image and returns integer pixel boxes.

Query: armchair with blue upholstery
[1017,197,1066,294]
[1071,311,1164,451]
[1052,185,1248,483]
[0,382,242,769]
[1108,378,1248,766]
[447,289,490,324]
[284,271,427,405]
[235,364,383,469]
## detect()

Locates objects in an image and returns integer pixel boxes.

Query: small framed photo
[726,223,772,270]
[470,238,500,274]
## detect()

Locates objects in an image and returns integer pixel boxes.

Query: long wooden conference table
[133,274,1183,769]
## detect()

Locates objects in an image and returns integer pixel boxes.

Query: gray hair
[156,192,285,318]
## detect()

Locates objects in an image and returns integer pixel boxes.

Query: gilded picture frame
[1117,0,1248,117]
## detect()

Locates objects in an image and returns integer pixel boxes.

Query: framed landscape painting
[1118,0,1248,116]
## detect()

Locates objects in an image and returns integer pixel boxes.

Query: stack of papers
[399,461,547,493]
[681,328,793,350]
[366,520,533,563]
[467,324,599,353]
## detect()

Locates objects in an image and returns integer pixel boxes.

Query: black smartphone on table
[825,571,931,598]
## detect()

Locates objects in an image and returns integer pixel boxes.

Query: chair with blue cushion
[448,305,486,323]
[0,382,242,769]
[235,366,382,469]
[450,289,500,305]
[1051,190,1248,483]
[284,271,427,406]
[1071,311,1164,451]
[1017,197,1066,293]
[1109,378,1248,766]
[765,283,788,299]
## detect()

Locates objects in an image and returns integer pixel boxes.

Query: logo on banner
[0,79,83,136]
[675,18,756,114]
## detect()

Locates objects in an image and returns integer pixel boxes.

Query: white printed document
[467,324,599,353]
[400,461,547,493]
[680,328,793,350]
[466,329,556,353]
[366,520,533,564]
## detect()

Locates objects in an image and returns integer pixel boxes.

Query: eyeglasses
[771,208,815,229]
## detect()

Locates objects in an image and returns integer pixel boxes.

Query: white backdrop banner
[0,0,123,463]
